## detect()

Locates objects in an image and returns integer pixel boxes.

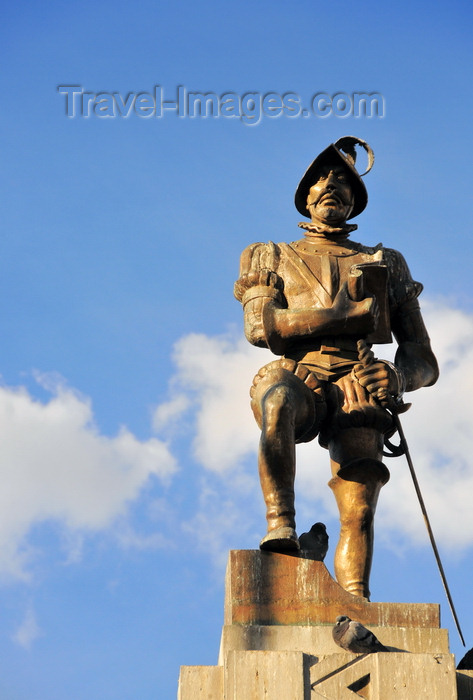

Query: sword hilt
[355,339,410,414]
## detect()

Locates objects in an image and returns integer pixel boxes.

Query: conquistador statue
[234,136,438,600]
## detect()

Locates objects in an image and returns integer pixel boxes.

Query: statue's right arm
[264,289,378,354]
[235,243,378,355]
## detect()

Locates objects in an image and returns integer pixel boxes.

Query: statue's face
[306,163,354,225]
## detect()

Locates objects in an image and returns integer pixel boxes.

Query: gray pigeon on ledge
[332,615,389,653]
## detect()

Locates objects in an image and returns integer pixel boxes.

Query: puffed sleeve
[234,242,285,348]
[384,247,423,312]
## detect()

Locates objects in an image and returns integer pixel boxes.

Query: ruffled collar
[298,220,358,238]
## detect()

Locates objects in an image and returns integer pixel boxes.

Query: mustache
[309,189,351,207]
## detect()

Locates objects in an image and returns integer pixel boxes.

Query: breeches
[250,358,394,450]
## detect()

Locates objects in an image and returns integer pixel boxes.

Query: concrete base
[178,550,467,699]
[179,651,459,699]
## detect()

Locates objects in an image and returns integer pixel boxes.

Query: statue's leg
[328,427,390,600]
[258,382,299,550]
[250,364,320,552]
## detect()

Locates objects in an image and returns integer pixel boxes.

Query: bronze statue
[234,137,438,600]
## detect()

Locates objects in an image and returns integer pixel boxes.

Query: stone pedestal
[178,550,471,699]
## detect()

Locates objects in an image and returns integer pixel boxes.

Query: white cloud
[13,605,41,650]
[160,299,473,555]
[155,332,270,473]
[152,393,190,432]
[4,299,468,583]
[181,479,256,570]
[0,377,177,581]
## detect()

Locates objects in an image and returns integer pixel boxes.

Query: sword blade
[355,340,465,645]
[392,412,466,647]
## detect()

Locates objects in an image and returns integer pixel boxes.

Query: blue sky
[2,1,473,697]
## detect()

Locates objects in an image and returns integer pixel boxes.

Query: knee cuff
[335,458,390,486]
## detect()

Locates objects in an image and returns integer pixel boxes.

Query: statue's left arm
[390,296,439,392]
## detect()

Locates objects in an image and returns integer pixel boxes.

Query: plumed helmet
[294,136,374,220]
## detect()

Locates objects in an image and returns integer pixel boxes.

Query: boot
[259,483,299,552]
[329,458,389,599]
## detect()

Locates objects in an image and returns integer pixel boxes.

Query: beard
[317,203,345,221]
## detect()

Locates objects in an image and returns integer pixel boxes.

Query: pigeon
[298,522,329,561]
[457,647,473,670]
[332,615,389,653]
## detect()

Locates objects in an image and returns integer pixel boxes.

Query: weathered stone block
[177,665,223,700]
[224,650,307,700]
[219,622,450,662]
[310,652,457,699]
[225,550,440,628]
